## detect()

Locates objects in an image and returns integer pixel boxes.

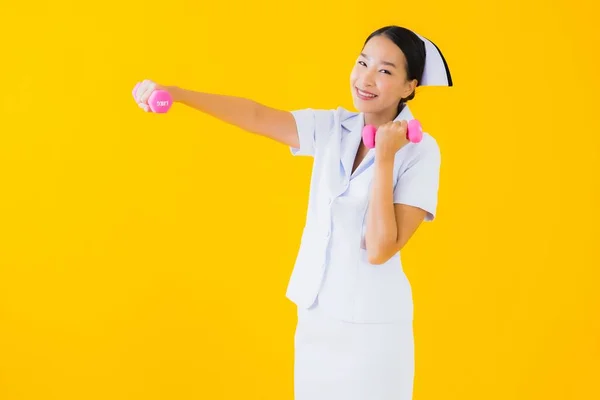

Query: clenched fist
[373,120,410,159]
[133,79,172,112]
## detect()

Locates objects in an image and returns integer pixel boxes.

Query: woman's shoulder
[398,132,441,168]
[293,106,358,120]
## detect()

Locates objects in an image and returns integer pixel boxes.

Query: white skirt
[294,301,415,400]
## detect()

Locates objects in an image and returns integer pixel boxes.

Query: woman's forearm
[169,86,262,132]
[166,86,299,147]
[365,154,398,264]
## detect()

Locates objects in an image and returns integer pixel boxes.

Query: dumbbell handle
[132,83,173,113]
[362,119,423,149]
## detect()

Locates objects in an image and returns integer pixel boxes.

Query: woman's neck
[363,103,404,127]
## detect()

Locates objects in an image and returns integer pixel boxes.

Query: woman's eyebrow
[360,53,397,68]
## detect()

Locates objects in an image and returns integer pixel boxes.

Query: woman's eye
[357,61,390,74]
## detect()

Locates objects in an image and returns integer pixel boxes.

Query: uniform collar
[337,104,415,180]
[340,104,415,133]
[332,105,413,179]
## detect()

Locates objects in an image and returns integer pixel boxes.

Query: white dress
[287,105,441,400]
[294,300,415,400]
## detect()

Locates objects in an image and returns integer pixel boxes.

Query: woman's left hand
[374,121,410,159]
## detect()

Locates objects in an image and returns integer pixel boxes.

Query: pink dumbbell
[132,82,173,113]
[362,119,423,149]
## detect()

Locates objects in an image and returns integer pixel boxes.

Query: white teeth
[358,89,376,98]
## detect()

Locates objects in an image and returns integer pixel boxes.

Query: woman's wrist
[165,85,183,102]
[375,149,396,166]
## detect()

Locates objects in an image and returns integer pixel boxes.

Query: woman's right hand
[134,79,173,112]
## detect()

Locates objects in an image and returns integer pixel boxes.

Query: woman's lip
[356,87,378,99]
[357,88,376,95]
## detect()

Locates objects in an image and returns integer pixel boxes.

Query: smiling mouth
[356,87,378,100]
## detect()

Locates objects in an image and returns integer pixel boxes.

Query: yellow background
[1,0,599,399]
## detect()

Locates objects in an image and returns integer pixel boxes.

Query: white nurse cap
[416,34,453,87]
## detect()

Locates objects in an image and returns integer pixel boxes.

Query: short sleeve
[289,108,336,157]
[393,139,442,221]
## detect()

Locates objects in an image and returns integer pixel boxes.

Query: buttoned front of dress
[286,105,441,324]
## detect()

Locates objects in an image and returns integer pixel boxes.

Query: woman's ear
[403,79,418,98]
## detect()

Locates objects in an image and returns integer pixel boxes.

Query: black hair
[363,26,426,114]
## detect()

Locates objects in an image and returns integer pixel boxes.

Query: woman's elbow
[367,245,394,265]
[366,239,406,265]
[367,253,386,265]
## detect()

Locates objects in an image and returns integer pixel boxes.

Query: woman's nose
[361,70,376,87]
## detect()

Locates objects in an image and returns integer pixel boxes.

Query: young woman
[134,25,452,400]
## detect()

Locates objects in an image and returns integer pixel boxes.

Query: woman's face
[350,35,417,118]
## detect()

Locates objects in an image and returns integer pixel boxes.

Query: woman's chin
[352,98,380,113]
